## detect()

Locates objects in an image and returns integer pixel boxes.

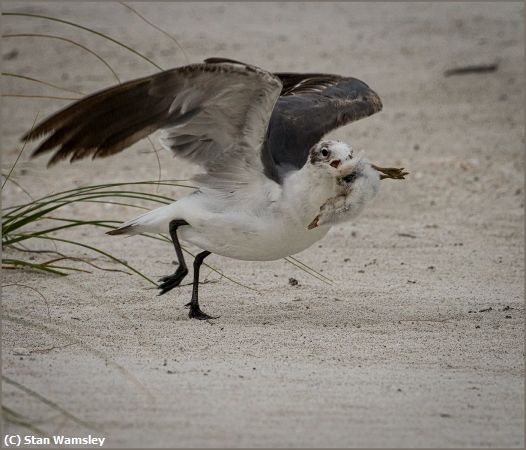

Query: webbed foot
[157,267,189,295]
[185,301,219,320]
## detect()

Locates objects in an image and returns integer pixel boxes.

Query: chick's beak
[330,160,341,169]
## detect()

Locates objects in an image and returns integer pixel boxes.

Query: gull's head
[309,140,353,176]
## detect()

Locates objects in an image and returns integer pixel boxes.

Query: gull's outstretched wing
[267,72,382,171]
[204,58,383,173]
[23,61,283,185]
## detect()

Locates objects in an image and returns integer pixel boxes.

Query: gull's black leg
[158,219,189,295]
[184,250,217,320]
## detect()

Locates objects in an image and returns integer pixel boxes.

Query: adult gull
[23,58,402,319]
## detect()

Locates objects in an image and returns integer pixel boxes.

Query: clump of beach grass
[1,4,333,436]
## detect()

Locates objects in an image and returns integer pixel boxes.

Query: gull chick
[308,151,408,229]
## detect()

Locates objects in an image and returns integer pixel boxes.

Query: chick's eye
[321,148,329,157]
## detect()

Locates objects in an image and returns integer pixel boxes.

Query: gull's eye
[321,148,329,157]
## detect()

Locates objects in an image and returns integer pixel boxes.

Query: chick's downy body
[308,152,381,229]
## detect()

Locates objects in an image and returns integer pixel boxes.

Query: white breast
[180,212,330,261]
[177,166,337,261]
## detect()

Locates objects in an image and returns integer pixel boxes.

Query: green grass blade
[73,200,151,210]
[30,261,91,273]
[284,256,333,286]
[2,283,51,318]
[4,248,131,276]
[41,217,119,225]
[3,376,98,431]
[146,136,162,188]
[3,202,81,235]
[28,235,156,285]
[2,33,120,83]
[5,179,192,211]
[2,315,153,402]
[1,94,80,100]
[119,1,190,64]
[2,405,51,437]
[2,194,164,231]
[286,255,334,283]
[2,112,39,190]
[2,71,86,95]
[3,180,192,217]
[3,12,163,71]
[1,174,34,201]
[41,256,130,275]
[3,191,174,232]
[2,258,68,275]
[3,219,118,246]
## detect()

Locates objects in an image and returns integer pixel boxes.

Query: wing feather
[204,59,383,172]
[24,62,282,186]
[26,57,381,185]
[268,73,383,170]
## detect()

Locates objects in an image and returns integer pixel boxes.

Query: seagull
[23,57,393,320]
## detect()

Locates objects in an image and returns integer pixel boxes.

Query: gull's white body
[24,59,384,262]
[114,141,385,261]
[121,159,339,261]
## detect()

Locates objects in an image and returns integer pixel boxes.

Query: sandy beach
[1,2,524,447]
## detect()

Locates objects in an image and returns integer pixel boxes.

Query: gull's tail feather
[106,203,180,236]
[106,225,136,236]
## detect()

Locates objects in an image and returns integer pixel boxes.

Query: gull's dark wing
[266,72,383,171]
[204,58,383,172]
[23,61,282,185]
